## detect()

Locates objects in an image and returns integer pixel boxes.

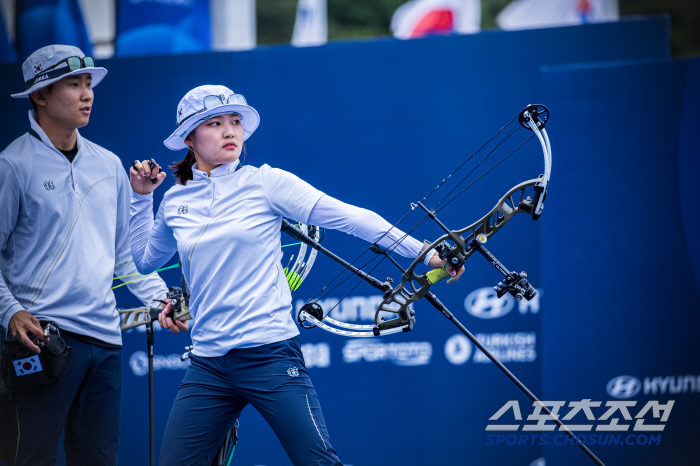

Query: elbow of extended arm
[133,262,154,276]
[130,247,155,275]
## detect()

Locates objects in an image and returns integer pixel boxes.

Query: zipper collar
[28,110,82,158]
[192,159,241,181]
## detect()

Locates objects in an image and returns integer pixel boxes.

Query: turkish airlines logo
[444,334,472,365]
[464,287,514,319]
[607,375,642,399]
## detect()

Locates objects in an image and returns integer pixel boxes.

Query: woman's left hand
[427,251,465,284]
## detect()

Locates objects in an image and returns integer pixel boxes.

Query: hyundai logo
[464,287,514,319]
[606,375,642,399]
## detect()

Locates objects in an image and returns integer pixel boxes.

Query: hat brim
[164,104,260,151]
[11,67,108,98]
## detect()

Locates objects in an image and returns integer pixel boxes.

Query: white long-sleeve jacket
[130,159,433,357]
[0,111,168,345]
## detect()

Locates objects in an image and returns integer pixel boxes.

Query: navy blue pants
[159,336,343,466]
[6,334,122,466]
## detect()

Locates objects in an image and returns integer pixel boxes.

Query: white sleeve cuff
[422,248,437,266]
[131,191,153,201]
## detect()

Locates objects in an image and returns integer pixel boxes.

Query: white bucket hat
[164,85,260,151]
[11,44,108,98]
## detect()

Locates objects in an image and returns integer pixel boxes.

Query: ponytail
[170,148,196,185]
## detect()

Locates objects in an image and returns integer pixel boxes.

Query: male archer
[0,45,186,465]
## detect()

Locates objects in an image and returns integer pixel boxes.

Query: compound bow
[293,104,551,337]
[281,105,605,466]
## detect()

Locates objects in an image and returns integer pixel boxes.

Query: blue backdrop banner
[0,16,696,466]
[116,0,210,57]
[539,57,700,466]
[0,6,17,63]
[15,0,92,59]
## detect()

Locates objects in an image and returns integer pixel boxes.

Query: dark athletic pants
[159,336,343,466]
[6,334,122,466]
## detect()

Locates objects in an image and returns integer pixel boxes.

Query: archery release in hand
[131,158,166,195]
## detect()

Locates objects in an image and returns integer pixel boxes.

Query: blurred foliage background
[257,0,699,57]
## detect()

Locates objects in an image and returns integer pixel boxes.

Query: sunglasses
[43,56,95,73]
[178,94,248,127]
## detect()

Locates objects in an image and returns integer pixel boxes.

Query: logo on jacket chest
[43,180,55,190]
[177,205,188,215]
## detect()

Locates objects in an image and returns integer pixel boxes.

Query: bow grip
[425,266,451,285]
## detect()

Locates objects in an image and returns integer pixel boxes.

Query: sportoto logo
[464,287,514,319]
[342,340,432,366]
[607,375,642,399]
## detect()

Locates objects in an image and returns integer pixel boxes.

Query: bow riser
[374,177,545,333]
[118,294,191,331]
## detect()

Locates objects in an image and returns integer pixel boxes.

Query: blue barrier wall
[0,16,693,466]
[539,57,700,465]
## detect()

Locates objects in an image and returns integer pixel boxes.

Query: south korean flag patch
[13,356,43,376]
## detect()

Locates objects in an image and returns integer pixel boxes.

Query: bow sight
[470,234,537,301]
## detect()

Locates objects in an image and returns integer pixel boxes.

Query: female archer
[129,84,464,466]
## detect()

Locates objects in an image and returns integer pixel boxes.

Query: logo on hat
[34,64,42,74]
[178,108,183,118]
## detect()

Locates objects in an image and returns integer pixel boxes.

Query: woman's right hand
[130,159,166,195]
